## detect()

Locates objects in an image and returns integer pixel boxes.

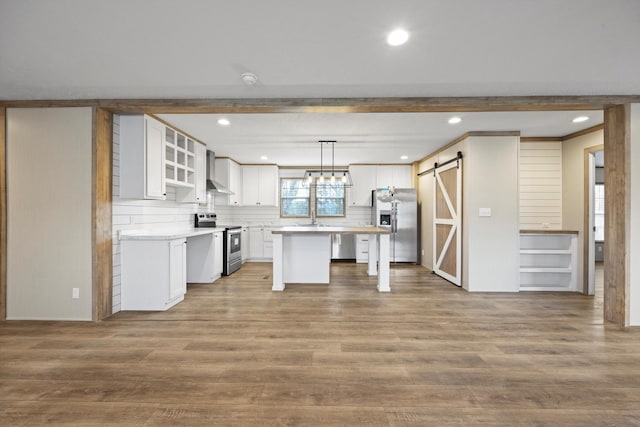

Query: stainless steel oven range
[194,213,242,276]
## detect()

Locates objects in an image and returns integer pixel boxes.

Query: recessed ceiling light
[400,155,409,160]
[260,155,268,160]
[217,118,230,126]
[387,29,409,46]
[572,116,589,123]
[448,116,462,124]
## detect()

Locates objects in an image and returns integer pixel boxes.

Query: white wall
[519,140,562,229]
[112,115,207,313]
[463,135,520,292]
[6,108,93,320]
[417,135,520,292]
[562,129,603,295]
[630,104,640,326]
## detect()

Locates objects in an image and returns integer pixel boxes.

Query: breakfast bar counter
[270,226,391,292]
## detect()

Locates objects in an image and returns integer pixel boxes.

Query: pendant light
[304,140,353,188]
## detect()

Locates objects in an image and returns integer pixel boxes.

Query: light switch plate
[479,207,492,217]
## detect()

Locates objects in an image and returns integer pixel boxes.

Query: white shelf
[520,267,572,273]
[520,249,572,255]
[519,232,578,292]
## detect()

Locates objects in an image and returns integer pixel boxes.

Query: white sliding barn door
[433,160,462,286]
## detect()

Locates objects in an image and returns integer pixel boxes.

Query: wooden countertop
[271,226,390,235]
[520,230,579,235]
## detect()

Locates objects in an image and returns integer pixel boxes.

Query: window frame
[279,177,311,218]
[315,179,346,218]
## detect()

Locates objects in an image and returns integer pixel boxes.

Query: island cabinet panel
[119,115,166,200]
[242,165,278,206]
[121,238,186,310]
[283,234,331,283]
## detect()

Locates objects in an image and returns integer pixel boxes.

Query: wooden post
[603,104,630,326]
[93,108,113,320]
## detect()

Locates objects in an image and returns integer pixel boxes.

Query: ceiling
[158,111,603,166]
[1,1,636,165]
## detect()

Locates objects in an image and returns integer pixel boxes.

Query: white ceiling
[158,111,603,166]
[1,0,635,164]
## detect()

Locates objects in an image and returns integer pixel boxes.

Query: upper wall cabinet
[348,165,413,206]
[164,128,196,188]
[120,115,167,200]
[176,141,207,204]
[348,165,377,206]
[120,114,207,203]
[214,158,243,206]
[376,165,413,189]
[242,165,279,206]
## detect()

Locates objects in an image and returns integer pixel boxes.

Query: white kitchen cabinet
[176,142,207,204]
[355,234,370,263]
[119,115,167,200]
[391,165,413,188]
[213,231,223,277]
[186,232,222,283]
[121,238,186,310]
[165,129,196,189]
[214,158,243,206]
[376,165,413,189]
[348,165,376,206]
[248,226,273,260]
[249,227,265,259]
[242,165,279,206]
[241,226,250,263]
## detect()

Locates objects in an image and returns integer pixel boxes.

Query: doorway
[586,147,604,298]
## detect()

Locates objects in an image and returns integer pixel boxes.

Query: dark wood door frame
[0,96,637,324]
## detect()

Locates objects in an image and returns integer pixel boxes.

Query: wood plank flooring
[2,262,640,426]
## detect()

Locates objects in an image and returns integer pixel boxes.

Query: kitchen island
[271,226,391,292]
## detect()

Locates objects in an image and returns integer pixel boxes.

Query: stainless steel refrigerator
[372,188,418,263]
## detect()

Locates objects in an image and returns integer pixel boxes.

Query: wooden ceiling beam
[3,95,636,114]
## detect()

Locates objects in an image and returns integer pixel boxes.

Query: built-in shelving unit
[164,127,196,188]
[519,231,578,291]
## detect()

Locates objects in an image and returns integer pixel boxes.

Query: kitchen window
[280,178,346,218]
[316,180,345,217]
[280,178,310,217]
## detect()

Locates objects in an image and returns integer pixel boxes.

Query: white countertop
[271,226,389,235]
[119,227,226,241]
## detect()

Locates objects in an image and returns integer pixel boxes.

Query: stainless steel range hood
[206,150,234,194]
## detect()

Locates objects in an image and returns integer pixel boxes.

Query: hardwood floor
[1,262,639,426]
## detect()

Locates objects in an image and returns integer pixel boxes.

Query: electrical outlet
[72,288,80,299]
[421,249,425,256]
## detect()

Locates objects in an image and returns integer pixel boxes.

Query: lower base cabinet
[248,227,273,260]
[122,238,186,310]
[186,231,223,283]
[356,234,369,263]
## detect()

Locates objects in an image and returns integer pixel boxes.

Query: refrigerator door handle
[391,216,398,233]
